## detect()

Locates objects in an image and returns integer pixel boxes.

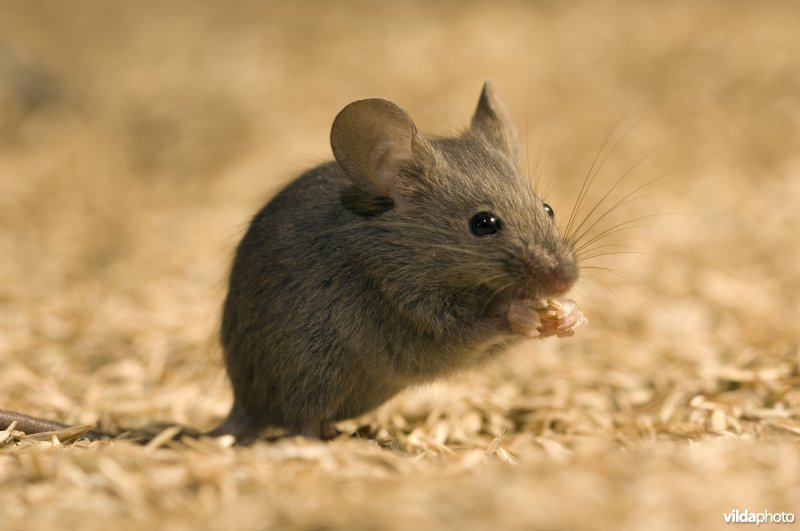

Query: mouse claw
[536,299,587,338]
[507,299,544,337]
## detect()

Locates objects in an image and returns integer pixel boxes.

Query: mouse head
[331,82,578,308]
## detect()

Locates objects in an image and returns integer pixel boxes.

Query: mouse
[0,82,586,443]
[208,81,585,441]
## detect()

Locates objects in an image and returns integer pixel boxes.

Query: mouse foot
[537,298,587,338]
[320,423,340,440]
[206,404,263,444]
[507,298,587,338]
[507,299,544,336]
[291,420,340,440]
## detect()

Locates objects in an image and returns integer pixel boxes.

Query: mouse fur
[210,82,580,441]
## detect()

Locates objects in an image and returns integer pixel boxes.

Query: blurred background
[0,0,800,436]
[1,1,799,529]
[2,0,797,385]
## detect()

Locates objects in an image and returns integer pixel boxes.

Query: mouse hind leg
[211,405,340,441]
[206,402,265,444]
[287,418,340,440]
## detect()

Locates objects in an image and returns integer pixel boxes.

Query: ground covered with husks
[1,1,799,529]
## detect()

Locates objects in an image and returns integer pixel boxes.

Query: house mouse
[0,82,586,443]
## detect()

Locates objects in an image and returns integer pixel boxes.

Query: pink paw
[507,299,587,338]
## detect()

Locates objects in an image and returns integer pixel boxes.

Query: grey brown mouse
[0,82,585,442]
[208,81,585,441]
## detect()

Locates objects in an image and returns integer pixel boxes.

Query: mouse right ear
[331,98,429,202]
[470,81,520,163]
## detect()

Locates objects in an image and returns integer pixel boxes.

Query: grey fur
[211,82,579,441]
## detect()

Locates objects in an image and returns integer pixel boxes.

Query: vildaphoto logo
[723,509,796,525]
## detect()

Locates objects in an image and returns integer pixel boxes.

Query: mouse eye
[470,211,502,236]
[543,203,554,219]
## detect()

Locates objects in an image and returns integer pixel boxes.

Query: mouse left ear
[331,98,431,204]
[470,81,520,163]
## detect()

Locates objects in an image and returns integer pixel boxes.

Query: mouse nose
[521,245,579,296]
[550,278,570,295]
[548,259,579,295]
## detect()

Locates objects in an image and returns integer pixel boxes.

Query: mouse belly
[328,377,407,423]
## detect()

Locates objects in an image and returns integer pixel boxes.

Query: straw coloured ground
[1,1,799,529]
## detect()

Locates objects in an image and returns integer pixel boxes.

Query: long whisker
[574,216,670,254]
[565,102,639,237]
[577,250,646,262]
[569,163,705,246]
[575,272,601,284]
[579,266,629,279]
[535,135,565,201]
[574,213,671,252]
[530,126,547,197]
[564,116,624,237]
[574,214,667,252]
[576,113,649,210]
[480,280,518,317]
[525,71,533,191]
[575,243,640,256]
[587,263,661,298]
[575,274,619,299]
[566,131,681,242]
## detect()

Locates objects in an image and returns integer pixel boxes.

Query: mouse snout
[520,245,579,297]
[549,256,579,295]
[548,274,575,296]
[542,266,579,297]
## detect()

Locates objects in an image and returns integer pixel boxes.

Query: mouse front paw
[507,298,587,338]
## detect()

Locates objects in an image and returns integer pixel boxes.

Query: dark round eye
[469,211,502,236]
[543,203,554,219]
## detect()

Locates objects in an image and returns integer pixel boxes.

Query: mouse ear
[331,98,428,201]
[470,81,520,162]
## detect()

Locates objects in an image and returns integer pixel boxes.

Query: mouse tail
[0,409,102,441]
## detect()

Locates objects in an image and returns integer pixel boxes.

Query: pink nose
[550,279,570,295]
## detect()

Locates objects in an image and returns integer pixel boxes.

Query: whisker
[530,126,547,197]
[569,163,705,246]
[534,135,565,201]
[577,250,647,262]
[574,217,670,254]
[576,272,601,282]
[565,101,638,237]
[575,274,618,299]
[575,275,601,290]
[566,131,681,242]
[525,72,533,191]
[575,243,641,256]
[574,214,666,252]
[480,280,518,317]
[579,265,628,277]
